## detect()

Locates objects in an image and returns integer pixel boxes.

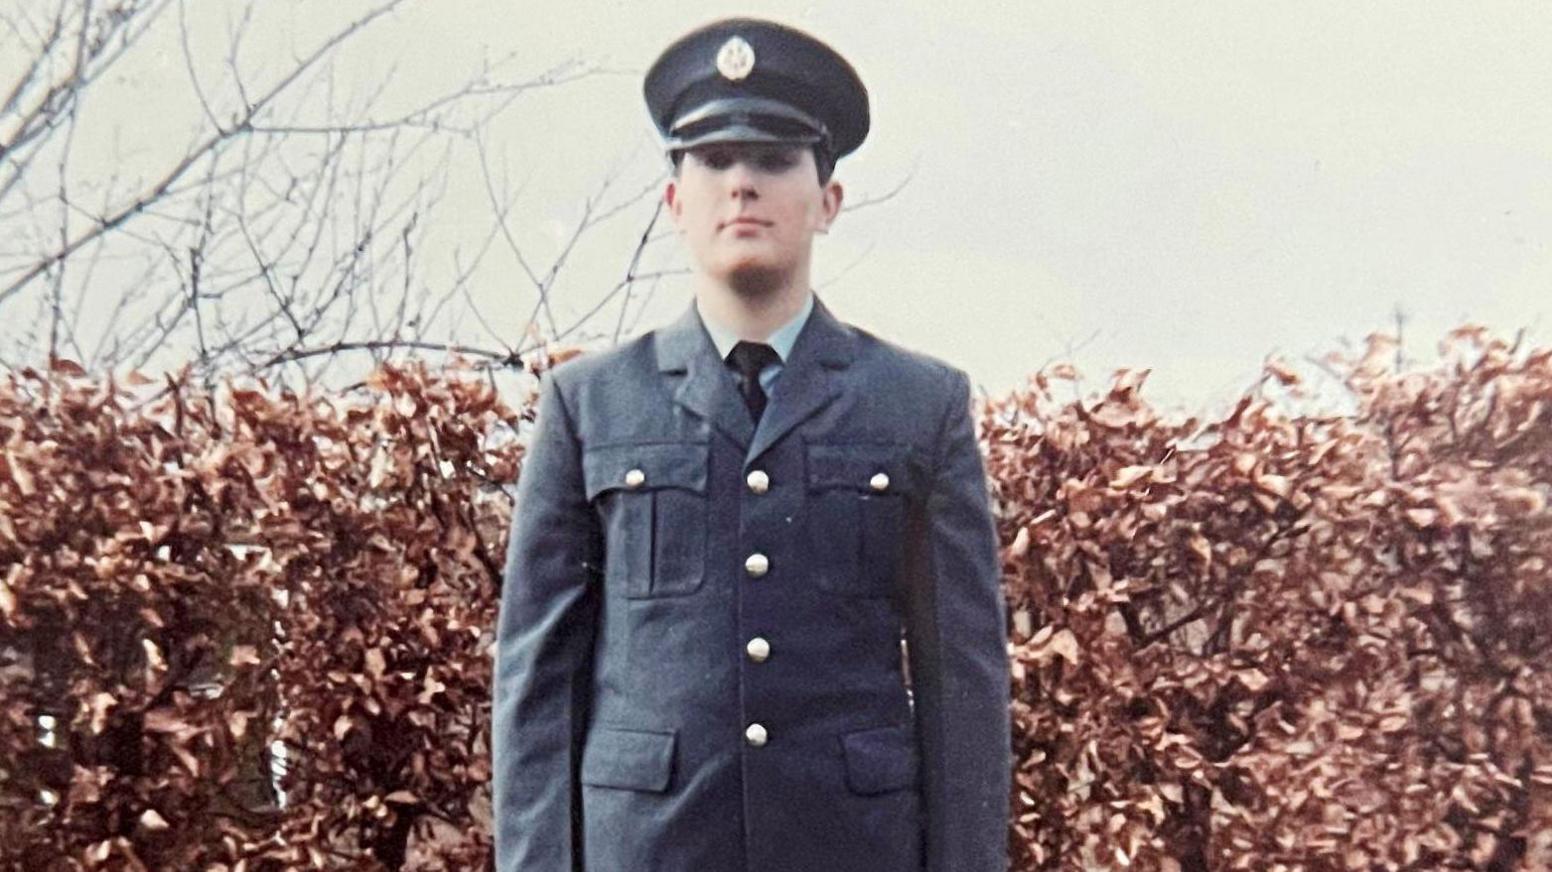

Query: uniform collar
[654,291,856,461]
[696,292,814,364]
[656,291,854,375]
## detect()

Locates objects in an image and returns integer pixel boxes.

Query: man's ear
[817,179,844,233]
[664,179,683,226]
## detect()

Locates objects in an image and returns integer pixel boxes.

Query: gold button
[746,636,771,662]
[869,472,890,492]
[745,723,768,747]
[624,468,646,489]
[744,552,769,578]
[746,469,770,494]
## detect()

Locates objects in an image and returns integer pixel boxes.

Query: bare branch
[258,338,522,370]
[612,198,665,344]
[840,162,916,214]
[0,0,408,307]
[0,3,65,121]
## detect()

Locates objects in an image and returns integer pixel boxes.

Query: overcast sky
[25,1,1552,417]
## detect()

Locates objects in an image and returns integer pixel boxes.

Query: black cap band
[665,96,831,152]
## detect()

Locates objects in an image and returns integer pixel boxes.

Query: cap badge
[716,36,756,81]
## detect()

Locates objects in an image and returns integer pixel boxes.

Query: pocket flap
[582,442,708,501]
[840,724,919,795]
[580,726,677,792]
[805,442,919,494]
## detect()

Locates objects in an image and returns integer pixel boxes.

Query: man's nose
[726,161,759,199]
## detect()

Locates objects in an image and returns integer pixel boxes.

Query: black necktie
[727,341,781,424]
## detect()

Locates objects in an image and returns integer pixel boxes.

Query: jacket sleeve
[902,367,1012,872]
[492,371,602,872]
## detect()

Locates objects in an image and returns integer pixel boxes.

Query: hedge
[1,327,1548,870]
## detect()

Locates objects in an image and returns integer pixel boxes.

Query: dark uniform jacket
[493,294,1010,872]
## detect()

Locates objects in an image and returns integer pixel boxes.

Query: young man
[492,18,1010,872]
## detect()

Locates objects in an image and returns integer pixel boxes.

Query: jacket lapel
[746,295,857,464]
[653,294,858,463]
[655,301,755,450]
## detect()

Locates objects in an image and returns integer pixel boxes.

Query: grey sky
[13,1,1552,417]
[401,1,1552,415]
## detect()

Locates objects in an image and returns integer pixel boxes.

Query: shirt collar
[698,292,815,364]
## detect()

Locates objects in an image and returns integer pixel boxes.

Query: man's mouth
[722,216,773,230]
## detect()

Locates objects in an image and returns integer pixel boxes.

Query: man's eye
[700,152,734,169]
[757,153,797,172]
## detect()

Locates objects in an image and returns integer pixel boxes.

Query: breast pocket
[804,441,920,598]
[583,442,709,599]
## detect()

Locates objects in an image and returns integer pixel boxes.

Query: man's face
[665,142,844,295]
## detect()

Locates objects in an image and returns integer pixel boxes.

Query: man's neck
[693,274,813,343]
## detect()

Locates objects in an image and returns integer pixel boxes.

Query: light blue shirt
[698,292,814,398]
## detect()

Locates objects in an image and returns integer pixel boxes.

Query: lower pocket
[839,723,919,795]
[579,726,677,793]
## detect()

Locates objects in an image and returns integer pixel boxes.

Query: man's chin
[723,264,787,297]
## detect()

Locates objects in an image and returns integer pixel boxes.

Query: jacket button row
[624,468,646,489]
[744,552,769,578]
[745,723,768,747]
[746,469,770,494]
[745,636,770,662]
